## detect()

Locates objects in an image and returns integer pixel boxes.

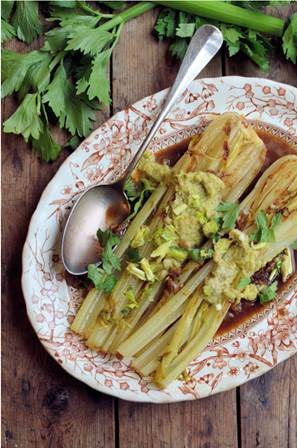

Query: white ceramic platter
[22,76,297,403]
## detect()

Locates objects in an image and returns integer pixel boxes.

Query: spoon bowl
[61,185,130,275]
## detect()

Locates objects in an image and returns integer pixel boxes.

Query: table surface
[2,4,297,448]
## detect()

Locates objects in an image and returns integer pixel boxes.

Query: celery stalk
[99,2,155,31]
[154,1,284,36]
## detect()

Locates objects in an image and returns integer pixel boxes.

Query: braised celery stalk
[154,1,284,36]
[117,113,266,356]
[154,155,297,388]
[113,113,266,342]
[71,184,166,336]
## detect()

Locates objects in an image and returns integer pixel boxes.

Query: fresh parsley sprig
[216,202,240,231]
[87,229,121,293]
[250,210,282,243]
[259,281,278,304]
[124,177,156,222]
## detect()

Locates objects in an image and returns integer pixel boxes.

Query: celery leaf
[12,1,42,44]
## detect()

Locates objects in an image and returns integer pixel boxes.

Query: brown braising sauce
[154,127,296,335]
[155,137,191,166]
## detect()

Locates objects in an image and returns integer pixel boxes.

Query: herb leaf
[1,1,15,21]
[88,229,121,292]
[3,93,43,142]
[127,247,142,263]
[32,124,61,162]
[259,281,278,304]
[1,18,16,42]
[154,8,176,39]
[221,25,242,56]
[124,178,155,222]
[87,50,111,104]
[97,229,121,272]
[1,50,46,98]
[282,12,297,64]
[87,264,117,293]
[217,202,240,231]
[176,23,195,38]
[12,0,42,44]
[251,210,282,243]
[170,38,188,59]
[66,27,115,56]
[188,248,214,262]
[42,62,97,137]
[237,277,251,289]
[291,240,297,250]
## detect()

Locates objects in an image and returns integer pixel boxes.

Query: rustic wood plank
[112,9,222,112]
[1,37,115,448]
[239,362,291,448]
[225,5,297,448]
[289,355,297,448]
[112,10,237,448]
[118,395,237,448]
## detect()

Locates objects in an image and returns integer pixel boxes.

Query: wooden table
[2,5,297,448]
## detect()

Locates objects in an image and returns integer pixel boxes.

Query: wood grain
[112,9,222,112]
[117,395,238,448]
[2,6,297,448]
[239,362,291,448]
[1,40,115,448]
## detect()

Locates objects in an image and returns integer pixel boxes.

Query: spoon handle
[121,24,223,180]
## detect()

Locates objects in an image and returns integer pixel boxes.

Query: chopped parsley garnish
[237,277,251,289]
[250,210,282,243]
[126,247,142,263]
[216,202,240,231]
[124,177,155,222]
[259,281,278,304]
[188,247,214,262]
[88,229,121,293]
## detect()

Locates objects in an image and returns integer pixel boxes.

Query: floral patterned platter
[22,76,297,403]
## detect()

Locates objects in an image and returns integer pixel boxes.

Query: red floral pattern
[22,77,297,403]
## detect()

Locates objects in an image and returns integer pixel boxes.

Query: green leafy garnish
[127,247,142,263]
[87,264,117,293]
[216,202,240,231]
[259,281,278,304]
[237,277,251,289]
[88,229,121,293]
[291,240,297,250]
[124,178,155,221]
[188,247,214,262]
[282,12,297,64]
[251,210,282,243]
[97,229,121,273]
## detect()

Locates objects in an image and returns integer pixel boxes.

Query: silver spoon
[62,25,223,275]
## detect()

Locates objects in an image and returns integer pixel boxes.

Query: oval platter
[22,76,297,403]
